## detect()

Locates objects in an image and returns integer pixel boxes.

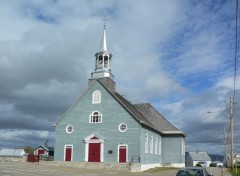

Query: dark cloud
[0,0,239,155]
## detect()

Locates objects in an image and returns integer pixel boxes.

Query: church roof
[97,78,185,137]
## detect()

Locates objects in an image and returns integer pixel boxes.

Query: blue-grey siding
[54,80,185,166]
[162,136,185,164]
[54,81,140,162]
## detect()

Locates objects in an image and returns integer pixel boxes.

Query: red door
[119,146,127,163]
[37,149,45,155]
[88,143,100,162]
[65,146,72,161]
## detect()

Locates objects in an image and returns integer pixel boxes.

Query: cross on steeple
[103,16,108,29]
[91,17,114,81]
[99,16,108,52]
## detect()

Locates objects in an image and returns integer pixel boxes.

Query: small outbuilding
[0,148,27,162]
[0,148,26,156]
[34,145,54,156]
[185,151,211,167]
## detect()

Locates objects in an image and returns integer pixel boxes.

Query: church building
[54,24,185,171]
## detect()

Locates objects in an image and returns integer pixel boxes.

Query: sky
[0,0,239,155]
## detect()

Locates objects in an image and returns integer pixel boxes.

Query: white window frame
[159,139,161,155]
[118,123,127,132]
[66,125,73,134]
[117,144,128,162]
[83,133,105,162]
[89,111,102,123]
[182,138,185,155]
[145,133,148,153]
[64,144,73,161]
[155,137,158,154]
[92,90,101,104]
[150,136,153,154]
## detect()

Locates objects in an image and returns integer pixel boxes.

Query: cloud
[0,129,53,148]
[0,0,239,155]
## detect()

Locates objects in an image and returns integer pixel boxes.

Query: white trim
[145,133,148,153]
[118,123,127,132]
[155,137,158,154]
[36,148,46,155]
[83,133,104,162]
[89,111,102,123]
[182,138,185,155]
[65,125,73,134]
[92,90,101,104]
[84,142,88,162]
[83,133,105,142]
[159,139,162,155]
[117,144,128,162]
[64,144,73,161]
[150,136,153,154]
[100,143,104,162]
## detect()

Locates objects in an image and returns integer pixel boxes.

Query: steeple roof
[99,25,108,52]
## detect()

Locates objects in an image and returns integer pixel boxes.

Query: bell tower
[91,18,114,81]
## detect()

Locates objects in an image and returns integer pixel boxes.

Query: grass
[146,167,178,173]
[230,168,240,176]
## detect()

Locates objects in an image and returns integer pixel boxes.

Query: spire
[99,17,108,52]
[90,16,114,81]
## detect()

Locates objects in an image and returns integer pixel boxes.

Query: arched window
[182,138,185,155]
[159,139,162,155]
[92,90,101,104]
[155,138,158,154]
[145,133,148,153]
[89,111,102,123]
[150,136,153,154]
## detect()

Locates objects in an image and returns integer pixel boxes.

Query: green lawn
[146,167,178,173]
[230,168,240,176]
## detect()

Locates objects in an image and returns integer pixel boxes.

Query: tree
[24,146,34,155]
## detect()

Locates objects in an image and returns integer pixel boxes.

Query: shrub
[195,163,202,167]
[210,163,215,167]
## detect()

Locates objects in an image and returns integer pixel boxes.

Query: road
[0,161,231,176]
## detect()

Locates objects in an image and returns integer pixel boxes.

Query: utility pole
[223,127,227,166]
[230,96,234,171]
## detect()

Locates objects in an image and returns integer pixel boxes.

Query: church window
[66,125,73,134]
[92,90,101,104]
[159,139,162,155]
[182,138,185,155]
[145,133,148,153]
[155,138,158,154]
[118,123,127,132]
[89,111,102,123]
[150,136,153,154]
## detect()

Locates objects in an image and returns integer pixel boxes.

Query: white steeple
[99,24,108,52]
[91,17,114,81]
